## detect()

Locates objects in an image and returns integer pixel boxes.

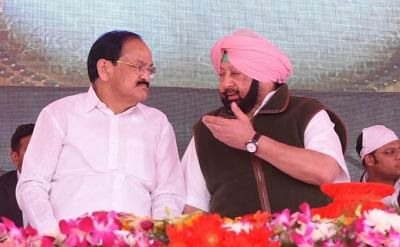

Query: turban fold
[210,29,292,83]
[360,125,399,159]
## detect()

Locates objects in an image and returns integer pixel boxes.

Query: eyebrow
[221,68,241,73]
[379,147,400,153]
[134,60,153,66]
[119,57,153,66]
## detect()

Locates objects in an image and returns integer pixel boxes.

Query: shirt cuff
[186,196,209,212]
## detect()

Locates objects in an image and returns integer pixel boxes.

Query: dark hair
[355,132,367,167]
[11,123,35,152]
[87,30,142,83]
[356,132,378,167]
[355,132,363,158]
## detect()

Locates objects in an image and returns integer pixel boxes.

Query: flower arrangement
[0,211,166,247]
[1,183,399,246]
[1,204,400,247]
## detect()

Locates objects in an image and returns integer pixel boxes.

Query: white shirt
[182,90,350,211]
[16,171,28,227]
[16,87,185,232]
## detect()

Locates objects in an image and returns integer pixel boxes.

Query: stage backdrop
[0,0,400,91]
[0,86,399,181]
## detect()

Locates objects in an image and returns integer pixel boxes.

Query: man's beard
[220,79,259,116]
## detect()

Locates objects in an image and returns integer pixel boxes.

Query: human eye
[123,63,140,70]
[148,66,156,75]
[231,69,240,74]
[383,149,395,156]
[134,64,144,70]
[129,64,145,73]
[230,71,243,79]
[230,68,242,75]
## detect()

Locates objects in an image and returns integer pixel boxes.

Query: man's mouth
[137,81,150,88]
[223,90,239,101]
[227,94,239,101]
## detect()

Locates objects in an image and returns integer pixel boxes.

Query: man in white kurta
[17,30,185,233]
[357,125,400,208]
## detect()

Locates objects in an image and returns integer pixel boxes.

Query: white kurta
[17,87,185,232]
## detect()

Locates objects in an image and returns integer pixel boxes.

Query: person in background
[182,29,350,218]
[356,124,400,208]
[16,30,185,233]
[0,123,34,227]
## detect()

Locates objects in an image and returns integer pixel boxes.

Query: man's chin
[226,94,240,101]
[220,96,239,104]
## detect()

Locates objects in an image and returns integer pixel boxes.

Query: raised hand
[202,102,256,150]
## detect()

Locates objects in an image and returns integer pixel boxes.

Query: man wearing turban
[182,29,350,217]
[356,125,400,208]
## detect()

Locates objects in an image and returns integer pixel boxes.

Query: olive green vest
[194,84,347,218]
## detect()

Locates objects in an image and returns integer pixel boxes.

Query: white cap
[360,125,399,159]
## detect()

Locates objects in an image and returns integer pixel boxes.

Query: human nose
[139,69,152,81]
[219,73,234,89]
[395,149,400,158]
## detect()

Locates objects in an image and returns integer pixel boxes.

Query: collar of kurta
[84,86,144,115]
[84,86,101,112]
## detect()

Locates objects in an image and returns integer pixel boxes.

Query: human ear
[10,151,21,169]
[97,59,112,81]
[364,154,377,167]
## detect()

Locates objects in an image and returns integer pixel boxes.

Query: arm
[181,137,210,214]
[202,102,347,186]
[151,120,185,219]
[382,179,400,208]
[16,108,64,233]
[254,133,339,185]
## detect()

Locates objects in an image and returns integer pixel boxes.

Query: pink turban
[210,29,293,83]
[360,125,399,159]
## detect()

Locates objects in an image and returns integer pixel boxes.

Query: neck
[366,171,398,185]
[94,83,137,114]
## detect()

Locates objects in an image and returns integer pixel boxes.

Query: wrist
[245,132,262,153]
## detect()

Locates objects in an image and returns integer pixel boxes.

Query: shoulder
[33,92,89,135]
[44,92,87,113]
[289,95,324,108]
[37,92,89,126]
[0,170,17,185]
[286,95,325,121]
[137,103,170,122]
